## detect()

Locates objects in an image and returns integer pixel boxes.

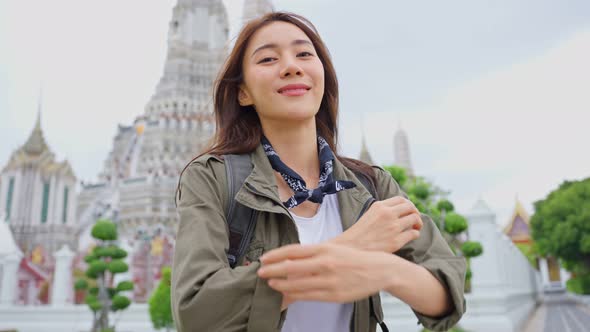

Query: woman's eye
[258,57,275,64]
[297,51,313,57]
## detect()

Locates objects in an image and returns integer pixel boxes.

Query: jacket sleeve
[373,167,467,332]
[171,157,284,332]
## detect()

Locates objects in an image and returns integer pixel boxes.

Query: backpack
[223,154,389,332]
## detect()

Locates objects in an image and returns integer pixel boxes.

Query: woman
[172,12,466,332]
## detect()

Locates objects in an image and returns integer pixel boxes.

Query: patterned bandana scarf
[261,136,356,209]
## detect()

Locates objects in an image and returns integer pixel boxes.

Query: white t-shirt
[281,194,353,332]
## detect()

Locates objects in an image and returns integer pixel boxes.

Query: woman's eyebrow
[251,39,312,58]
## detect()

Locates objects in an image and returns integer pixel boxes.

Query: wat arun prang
[76,0,274,302]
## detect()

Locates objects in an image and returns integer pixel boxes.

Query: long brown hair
[177,12,375,199]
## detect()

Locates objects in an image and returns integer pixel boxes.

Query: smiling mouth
[278,84,311,97]
[279,88,310,96]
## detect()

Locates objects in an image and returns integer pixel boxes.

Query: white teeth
[281,88,307,93]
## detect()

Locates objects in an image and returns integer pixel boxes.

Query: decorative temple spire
[146,0,229,116]
[358,133,374,165]
[22,94,49,156]
[242,0,274,24]
[393,123,414,177]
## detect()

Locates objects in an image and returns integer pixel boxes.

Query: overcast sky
[1,0,589,227]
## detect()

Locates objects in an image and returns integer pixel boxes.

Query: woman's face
[239,21,325,124]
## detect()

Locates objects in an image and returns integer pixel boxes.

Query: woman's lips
[279,88,309,96]
[277,83,311,96]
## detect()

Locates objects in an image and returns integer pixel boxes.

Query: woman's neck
[261,119,320,180]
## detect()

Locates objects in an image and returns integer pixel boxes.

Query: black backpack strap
[353,170,379,200]
[224,154,259,268]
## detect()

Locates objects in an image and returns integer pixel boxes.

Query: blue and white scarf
[261,136,356,209]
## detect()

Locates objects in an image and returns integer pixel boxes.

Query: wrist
[383,254,404,294]
[329,232,359,249]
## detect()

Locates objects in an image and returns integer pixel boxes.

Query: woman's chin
[279,110,318,123]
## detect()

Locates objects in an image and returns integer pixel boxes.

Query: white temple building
[0,99,77,305]
[0,108,78,257]
[76,0,274,302]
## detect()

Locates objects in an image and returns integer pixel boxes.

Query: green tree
[149,267,174,331]
[383,165,408,187]
[531,177,590,294]
[383,166,483,292]
[74,219,134,332]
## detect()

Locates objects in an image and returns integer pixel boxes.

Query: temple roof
[22,112,50,156]
[2,110,76,180]
[469,198,494,215]
[503,198,532,243]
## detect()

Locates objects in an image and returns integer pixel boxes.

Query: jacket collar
[234,143,375,230]
[234,143,285,215]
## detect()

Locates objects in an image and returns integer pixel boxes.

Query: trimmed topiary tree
[384,165,483,292]
[74,219,134,332]
[149,266,174,331]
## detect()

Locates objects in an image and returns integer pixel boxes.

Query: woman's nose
[280,59,303,78]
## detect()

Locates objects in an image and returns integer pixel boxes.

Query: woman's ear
[238,86,253,106]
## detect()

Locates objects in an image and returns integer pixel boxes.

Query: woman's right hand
[331,196,423,253]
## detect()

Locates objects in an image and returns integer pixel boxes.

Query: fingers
[260,244,320,264]
[268,275,330,293]
[271,280,361,303]
[393,229,421,252]
[374,197,419,218]
[390,201,420,218]
[379,195,406,207]
[258,257,323,279]
[397,213,423,231]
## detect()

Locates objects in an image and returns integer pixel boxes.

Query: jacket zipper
[350,197,374,332]
[353,197,388,332]
[244,181,301,323]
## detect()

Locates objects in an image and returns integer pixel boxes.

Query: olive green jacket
[172,143,466,332]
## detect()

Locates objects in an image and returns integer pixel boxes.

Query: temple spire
[358,132,374,165]
[148,0,229,116]
[394,123,414,177]
[22,91,49,155]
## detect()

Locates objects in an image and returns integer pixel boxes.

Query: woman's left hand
[257,243,397,303]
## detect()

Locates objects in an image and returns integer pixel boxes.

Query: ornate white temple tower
[0,107,78,257]
[393,125,414,177]
[76,0,235,302]
[78,0,230,232]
